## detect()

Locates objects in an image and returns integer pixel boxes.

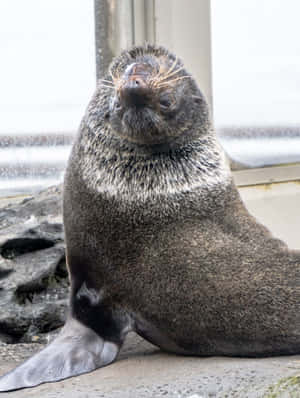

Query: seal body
[0,45,299,391]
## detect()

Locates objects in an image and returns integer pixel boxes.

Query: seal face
[0,44,299,392]
[105,46,210,145]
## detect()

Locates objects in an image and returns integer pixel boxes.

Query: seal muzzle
[119,62,153,108]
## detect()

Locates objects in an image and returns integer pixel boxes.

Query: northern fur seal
[0,45,299,391]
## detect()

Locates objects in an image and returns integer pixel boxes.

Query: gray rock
[0,185,68,343]
[0,185,62,229]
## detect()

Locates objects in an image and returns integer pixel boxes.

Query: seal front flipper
[0,317,122,392]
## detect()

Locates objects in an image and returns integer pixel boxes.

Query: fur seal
[0,44,299,391]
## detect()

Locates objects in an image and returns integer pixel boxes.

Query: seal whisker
[109,70,120,84]
[154,66,186,87]
[163,56,179,78]
[148,58,181,89]
[99,84,115,90]
[151,67,184,87]
[154,56,178,83]
[157,75,191,87]
[99,79,114,86]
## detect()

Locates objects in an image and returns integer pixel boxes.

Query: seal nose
[127,76,145,89]
[119,63,152,107]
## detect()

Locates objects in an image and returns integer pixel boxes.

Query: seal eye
[159,95,173,110]
[114,97,122,111]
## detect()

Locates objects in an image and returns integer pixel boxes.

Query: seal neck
[76,121,231,201]
[84,115,215,158]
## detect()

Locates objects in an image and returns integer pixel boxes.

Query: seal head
[104,46,210,145]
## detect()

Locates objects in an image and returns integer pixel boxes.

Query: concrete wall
[239,181,300,250]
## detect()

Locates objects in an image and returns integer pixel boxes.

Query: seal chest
[0,44,299,392]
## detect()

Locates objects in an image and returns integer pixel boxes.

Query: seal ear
[0,318,120,392]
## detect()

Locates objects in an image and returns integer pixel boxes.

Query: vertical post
[132,0,156,45]
[94,0,134,80]
[94,0,112,80]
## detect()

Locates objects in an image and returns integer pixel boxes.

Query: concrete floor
[0,334,300,398]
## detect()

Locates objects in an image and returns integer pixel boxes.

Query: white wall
[0,0,95,135]
[212,0,300,127]
[239,181,300,250]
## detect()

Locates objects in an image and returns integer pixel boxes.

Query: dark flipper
[0,317,120,392]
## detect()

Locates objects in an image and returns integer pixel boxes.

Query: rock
[0,185,68,343]
[0,221,64,259]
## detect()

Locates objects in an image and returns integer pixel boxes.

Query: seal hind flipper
[0,317,120,392]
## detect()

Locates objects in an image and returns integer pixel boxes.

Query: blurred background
[0,0,300,196]
[0,0,95,196]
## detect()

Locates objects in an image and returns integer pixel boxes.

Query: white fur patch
[79,132,231,204]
